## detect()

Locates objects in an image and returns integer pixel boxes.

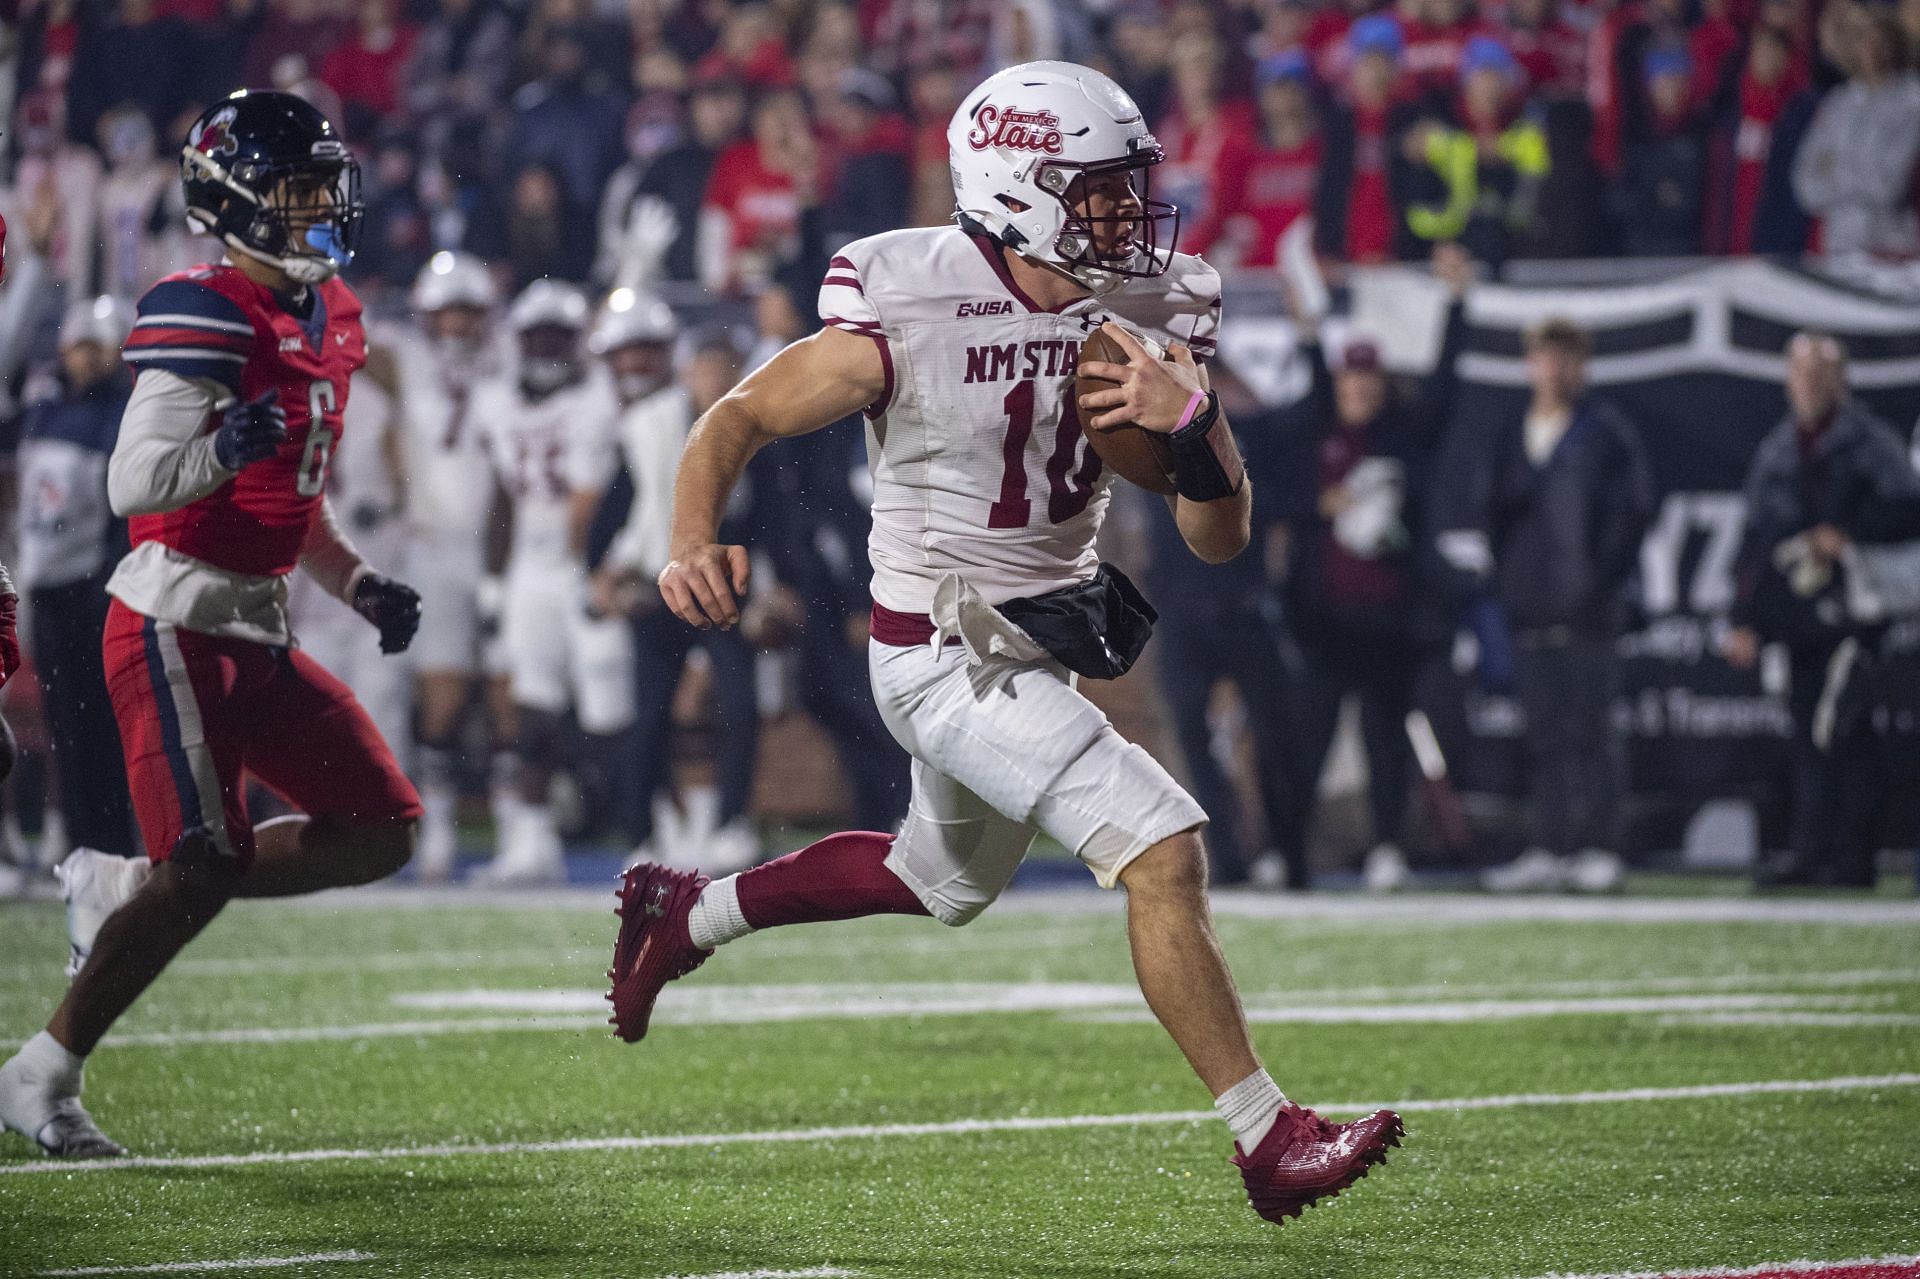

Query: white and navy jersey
[391,326,510,538]
[471,367,620,572]
[15,380,129,590]
[818,226,1221,612]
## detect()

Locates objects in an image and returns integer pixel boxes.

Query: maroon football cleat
[1231,1102,1404,1224]
[607,863,711,1043]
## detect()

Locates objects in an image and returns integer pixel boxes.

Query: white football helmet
[588,287,676,356]
[947,60,1178,289]
[509,279,590,394]
[58,294,136,352]
[410,251,499,313]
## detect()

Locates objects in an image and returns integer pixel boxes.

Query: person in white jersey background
[608,61,1404,1225]
[472,279,632,883]
[394,252,514,882]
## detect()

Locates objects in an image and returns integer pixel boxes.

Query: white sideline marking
[390,981,1145,1017]
[39,1251,373,1276]
[4,1071,1916,1178]
[1520,1252,1920,1279]
[1084,993,1861,1025]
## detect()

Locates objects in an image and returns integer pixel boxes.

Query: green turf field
[2,885,1917,1279]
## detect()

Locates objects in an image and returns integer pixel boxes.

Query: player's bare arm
[660,325,885,629]
[1080,323,1252,565]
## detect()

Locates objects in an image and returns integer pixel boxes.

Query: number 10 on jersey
[988,378,1100,529]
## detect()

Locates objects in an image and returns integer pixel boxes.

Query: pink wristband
[1174,390,1208,431]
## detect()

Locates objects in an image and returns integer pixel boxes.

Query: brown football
[1076,326,1179,495]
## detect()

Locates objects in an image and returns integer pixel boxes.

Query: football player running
[0,90,423,1159]
[396,252,515,882]
[612,62,1403,1224]
[471,281,632,883]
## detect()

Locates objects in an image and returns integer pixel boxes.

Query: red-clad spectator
[241,0,349,91]
[818,68,913,246]
[866,0,996,82]
[1303,0,1371,85]
[320,0,419,134]
[1201,52,1323,266]
[1714,24,1805,253]
[1156,32,1258,254]
[695,2,797,88]
[1505,0,1584,98]
[907,63,965,227]
[1400,0,1484,99]
[699,86,818,294]
[1318,14,1425,263]
[1689,0,1744,111]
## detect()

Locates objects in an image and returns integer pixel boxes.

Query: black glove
[352,573,422,654]
[213,389,288,471]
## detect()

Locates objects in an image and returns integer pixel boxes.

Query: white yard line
[660,1271,852,1279]
[1520,1253,1920,1279]
[3,988,1874,1052]
[1659,1012,1920,1028]
[4,1071,1915,1178]
[39,1252,374,1276]
[1087,993,1863,1025]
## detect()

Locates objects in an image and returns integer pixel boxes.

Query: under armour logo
[643,884,669,918]
[335,332,348,346]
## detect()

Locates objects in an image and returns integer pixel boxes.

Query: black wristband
[1164,393,1245,502]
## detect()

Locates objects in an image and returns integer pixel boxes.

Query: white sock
[686,874,753,950]
[16,1032,84,1096]
[1215,1068,1286,1151]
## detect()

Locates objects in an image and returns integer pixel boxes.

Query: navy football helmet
[181,90,363,285]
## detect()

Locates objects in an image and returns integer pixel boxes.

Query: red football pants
[103,600,422,869]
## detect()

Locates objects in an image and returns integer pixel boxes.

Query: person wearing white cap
[15,297,146,957]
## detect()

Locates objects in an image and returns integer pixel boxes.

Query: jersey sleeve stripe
[821,274,864,294]
[134,313,254,337]
[828,255,861,273]
[823,316,883,334]
[125,325,252,354]
[125,346,246,362]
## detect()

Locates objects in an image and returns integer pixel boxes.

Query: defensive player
[0,91,423,1158]
[472,281,632,882]
[610,62,1403,1224]
[396,252,514,881]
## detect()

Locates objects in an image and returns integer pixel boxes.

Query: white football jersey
[391,324,511,537]
[471,366,621,571]
[818,225,1221,612]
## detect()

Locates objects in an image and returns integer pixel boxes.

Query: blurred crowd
[5,0,1920,311]
[1,0,1918,897]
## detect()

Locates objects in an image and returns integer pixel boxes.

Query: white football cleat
[0,1046,124,1159]
[1568,848,1627,894]
[1363,843,1412,893]
[1480,847,1569,894]
[56,849,151,979]
[415,782,460,884]
[475,805,566,885]
[702,818,762,875]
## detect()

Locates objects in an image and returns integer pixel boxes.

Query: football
[1076,326,1179,495]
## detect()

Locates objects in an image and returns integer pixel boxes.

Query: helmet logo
[193,106,239,159]
[967,104,1064,156]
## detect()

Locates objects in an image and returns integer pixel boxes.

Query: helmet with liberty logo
[181,90,364,285]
